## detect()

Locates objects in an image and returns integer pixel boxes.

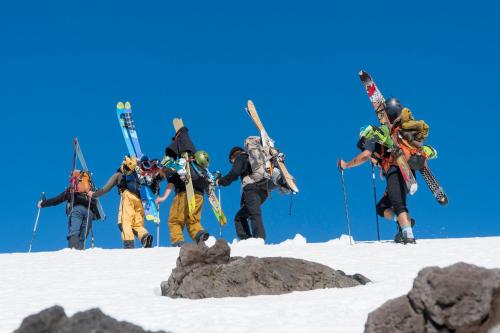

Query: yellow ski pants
[118,190,149,241]
[168,192,205,244]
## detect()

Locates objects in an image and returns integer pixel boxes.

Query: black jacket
[218,153,251,187]
[165,127,197,159]
[41,190,100,219]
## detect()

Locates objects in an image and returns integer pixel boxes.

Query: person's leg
[168,192,187,246]
[186,193,209,243]
[386,170,415,243]
[243,188,267,240]
[234,194,252,240]
[118,191,136,249]
[129,193,151,247]
[67,205,85,250]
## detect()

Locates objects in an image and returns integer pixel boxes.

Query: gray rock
[365,262,500,333]
[161,239,370,299]
[14,306,169,333]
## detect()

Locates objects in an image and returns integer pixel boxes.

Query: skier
[37,170,101,250]
[156,126,211,247]
[89,156,160,249]
[339,98,417,244]
[216,146,273,241]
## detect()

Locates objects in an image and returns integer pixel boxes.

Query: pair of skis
[359,71,448,205]
[172,118,227,226]
[246,100,299,194]
[116,101,160,224]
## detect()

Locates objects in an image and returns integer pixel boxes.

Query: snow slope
[1,235,499,333]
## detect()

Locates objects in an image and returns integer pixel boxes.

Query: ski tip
[359,70,369,78]
[124,101,131,110]
[117,101,124,109]
[409,183,418,195]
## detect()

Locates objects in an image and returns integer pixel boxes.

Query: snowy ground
[1,235,499,333]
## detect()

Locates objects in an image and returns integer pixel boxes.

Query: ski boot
[394,218,416,244]
[195,230,210,244]
[123,240,135,249]
[141,234,153,248]
[171,241,185,247]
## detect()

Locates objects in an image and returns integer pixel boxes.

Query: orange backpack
[70,170,91,193]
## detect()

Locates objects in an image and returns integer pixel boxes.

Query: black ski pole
[338,161,353,245]
[371,162,381,241]
[29,192,45,253]
[83,197,92,250]
[157,204,160,247]
[218,186,222,240]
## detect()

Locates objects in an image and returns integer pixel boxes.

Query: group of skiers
[37,87,442,250]
[37,123,286,250]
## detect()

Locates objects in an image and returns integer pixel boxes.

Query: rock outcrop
[161,239,370,299]
[365,262,500,333]
[14,305,169,333]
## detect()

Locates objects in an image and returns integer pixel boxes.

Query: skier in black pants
[216,147,270,240]
[339,133,416,246]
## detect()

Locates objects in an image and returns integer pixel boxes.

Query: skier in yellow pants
[156,151,210,247]
[90,156,159,248]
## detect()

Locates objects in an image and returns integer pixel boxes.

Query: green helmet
[194,150,210,169]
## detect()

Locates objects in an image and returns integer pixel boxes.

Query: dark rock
[14,306,169,333]
[13,305,67,333]
[365,262,500,333]
[161,239,370,299]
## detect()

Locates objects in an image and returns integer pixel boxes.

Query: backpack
[394,108,429,147]
[242,136,272,187]
[70,170,91,193]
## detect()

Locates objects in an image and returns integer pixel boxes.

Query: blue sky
[1,1,499,252]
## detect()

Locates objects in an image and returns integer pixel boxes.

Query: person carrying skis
[89,156,160,249]
[216,145,273,241]
[339,98,418,244]
[156,126,210,247]
[37,170,101,250]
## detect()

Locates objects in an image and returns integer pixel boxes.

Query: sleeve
[363,139,377,154]
[218,154,247,187]
[92,172,121,198]
[41,190,68,208]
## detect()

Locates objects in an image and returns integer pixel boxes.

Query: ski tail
[419,166,448,205]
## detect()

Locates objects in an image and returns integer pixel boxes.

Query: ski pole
[29,192,45,253]
[218,186,222,240]
[338,161,353,245]
[83,198,92,250]
[157,204,160,248]
[371,162,381,241]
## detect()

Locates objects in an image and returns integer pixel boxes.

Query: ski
[246,100,299,193]
[358,71,448,205]
[172,118,197,216]
[116,101,160,223]
[74,138,106,220]
[359,71,418,195]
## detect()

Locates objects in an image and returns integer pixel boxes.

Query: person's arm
[89,172,121,198]
[340,150,372,169]
[217,154,246,187]
[39,190,68,208]
[155,183,174,205]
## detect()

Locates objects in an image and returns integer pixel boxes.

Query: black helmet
[385,97,403,122]
[228,146,243,162]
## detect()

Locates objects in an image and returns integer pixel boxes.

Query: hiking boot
[141,234,153,248]
[123,240,135,249]
[195,230,209,244]
[402,235,416,244]
[394,230,404,244]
